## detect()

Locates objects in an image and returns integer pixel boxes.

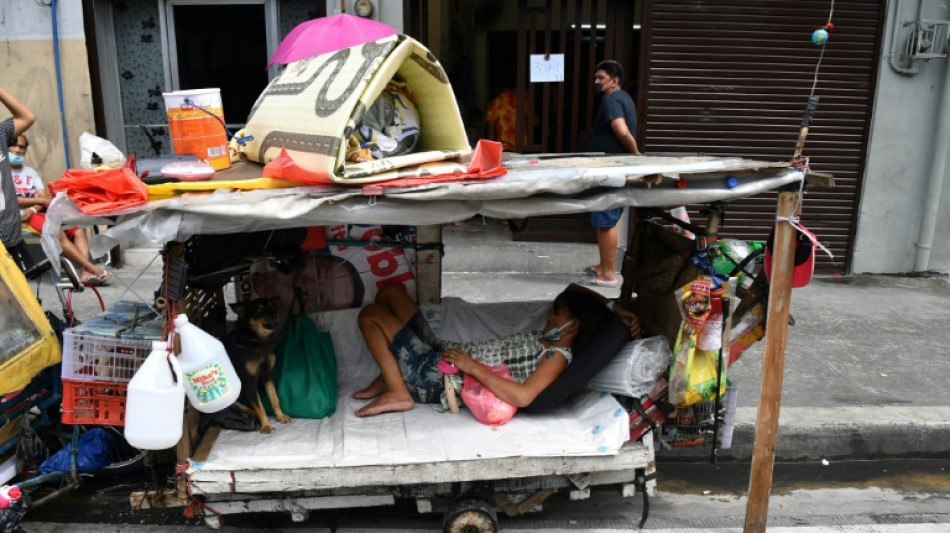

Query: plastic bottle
[125,341,185,450]
[173,314,242,413]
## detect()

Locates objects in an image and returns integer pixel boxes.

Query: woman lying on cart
[354,283,641,417]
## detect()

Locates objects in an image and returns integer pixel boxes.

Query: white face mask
[542,319,576,341]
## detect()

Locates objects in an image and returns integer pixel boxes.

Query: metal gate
[639,0,886,273]
[514,0,639,154]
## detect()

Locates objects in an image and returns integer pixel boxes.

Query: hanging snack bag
[668,276,727,407]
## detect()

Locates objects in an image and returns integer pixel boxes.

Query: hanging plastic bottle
[173,314,242,413]
[125,341,185,450]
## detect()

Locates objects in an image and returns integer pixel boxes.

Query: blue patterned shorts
[390,311,445,404]
[591,207,623,228]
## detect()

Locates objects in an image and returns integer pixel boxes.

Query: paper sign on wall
[530,54,565,83]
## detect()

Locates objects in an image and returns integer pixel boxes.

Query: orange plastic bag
[461,362,518,426]
[49,168,149,215]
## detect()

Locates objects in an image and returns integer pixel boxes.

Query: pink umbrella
[268,14,399,67]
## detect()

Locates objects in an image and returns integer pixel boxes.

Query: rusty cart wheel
[442,499,498,533]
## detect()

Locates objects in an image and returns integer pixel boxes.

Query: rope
[176,462,224,520]
[774,214,835,261]
[809,0,836,97]
[112,251,162,316]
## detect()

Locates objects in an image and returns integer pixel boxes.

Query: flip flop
[583,266,598,275]
[579,274,619,288]
[82,271,111,287]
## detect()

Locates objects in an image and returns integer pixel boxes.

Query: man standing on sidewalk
[583,60,639,288]
[1,88,36,272]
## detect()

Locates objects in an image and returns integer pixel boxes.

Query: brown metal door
[514,0,639,154]
[511,0,640,242]
[639,0,886,273]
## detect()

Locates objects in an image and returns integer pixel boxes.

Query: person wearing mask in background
[11,135,111,285]
[583,60,640,288]
[1,88,36,273]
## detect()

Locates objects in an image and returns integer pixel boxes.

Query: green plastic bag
[271,291,338,419]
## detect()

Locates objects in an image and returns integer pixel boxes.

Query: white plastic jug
[124,341,185,450]
[173,314,242,413]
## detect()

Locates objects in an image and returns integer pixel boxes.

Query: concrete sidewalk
[54,223,950,461]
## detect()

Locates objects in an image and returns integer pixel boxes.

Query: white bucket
[162,88,230,170]
[125,341,185,450]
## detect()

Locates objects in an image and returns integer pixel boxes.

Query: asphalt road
[16,458,950,531]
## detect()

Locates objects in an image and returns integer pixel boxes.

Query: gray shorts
[389,311,445,404]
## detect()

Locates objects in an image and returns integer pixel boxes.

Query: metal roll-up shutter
[639,0,885,273]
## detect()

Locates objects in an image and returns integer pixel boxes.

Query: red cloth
[49,168,149,215]
[262,140,507,188]
[262,149,337,185]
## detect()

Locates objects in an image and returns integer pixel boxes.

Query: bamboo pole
[743,190,800,532]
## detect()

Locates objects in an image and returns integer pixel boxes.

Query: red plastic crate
[61,379,127,426]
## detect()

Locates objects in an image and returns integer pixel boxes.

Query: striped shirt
[0,118,23,248]
[444,331,573,393]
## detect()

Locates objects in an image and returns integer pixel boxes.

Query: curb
[658,405,950,461]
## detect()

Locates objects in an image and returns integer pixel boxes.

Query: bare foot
[355,392,415,417]
[353,375,387,399]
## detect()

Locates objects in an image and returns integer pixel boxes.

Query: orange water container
[162,88,231,170]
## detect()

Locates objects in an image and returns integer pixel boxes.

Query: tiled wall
[112,1,170,158]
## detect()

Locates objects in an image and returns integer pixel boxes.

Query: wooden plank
[129,490,185,510]
[743,190,799,533]
[189,441,652,494]
[414,225,442,305]
[207,494,396,516]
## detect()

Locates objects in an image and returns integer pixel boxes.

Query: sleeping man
[353,283,641,417]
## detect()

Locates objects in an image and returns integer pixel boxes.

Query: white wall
[853,0,950,273]
[0,0,85,40]
[0,0,94,181]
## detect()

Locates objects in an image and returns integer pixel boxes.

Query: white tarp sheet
[39,155,802,260]
[188,298,630,476]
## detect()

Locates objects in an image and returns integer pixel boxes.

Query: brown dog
[223,298,289,433]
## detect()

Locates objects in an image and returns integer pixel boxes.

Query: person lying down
[354,283,641,417]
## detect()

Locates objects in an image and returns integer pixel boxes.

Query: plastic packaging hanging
[125,341,186,449]
[173,314,242,413]
[14,424,48,480]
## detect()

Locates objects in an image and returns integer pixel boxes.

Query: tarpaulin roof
[41,154,801,258]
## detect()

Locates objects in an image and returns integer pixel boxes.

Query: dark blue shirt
[589,90,638,154]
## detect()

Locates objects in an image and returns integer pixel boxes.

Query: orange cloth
[49,168,149,215]
[486,90,519,151]
[264,141,506,188]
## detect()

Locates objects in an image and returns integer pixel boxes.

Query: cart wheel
[443,500,498,533]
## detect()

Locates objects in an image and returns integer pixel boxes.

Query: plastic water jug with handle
[173,314,242,413]
[124,341,185,450]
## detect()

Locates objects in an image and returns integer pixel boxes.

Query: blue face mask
[8,153,24,166]
[542,320,576,342]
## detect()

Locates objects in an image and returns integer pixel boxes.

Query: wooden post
[743,190,800,532]
[415,225,442,305]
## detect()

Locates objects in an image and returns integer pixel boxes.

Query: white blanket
[189,299,629,473]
